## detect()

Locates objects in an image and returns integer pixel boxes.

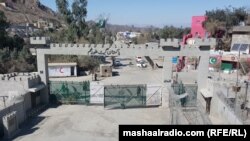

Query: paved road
[13,105,170,141]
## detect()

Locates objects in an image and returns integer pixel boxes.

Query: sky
[40,0,250,27]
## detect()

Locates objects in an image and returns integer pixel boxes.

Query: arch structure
[31,37,216,104]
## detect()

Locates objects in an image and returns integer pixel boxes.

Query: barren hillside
[0,0,62,25]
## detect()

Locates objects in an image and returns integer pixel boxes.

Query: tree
[204,7,248,51]
[205,7,248,37]
[0,11,9,49]
[205,7,247,27]
[56,0,71,23]
[77,56,100,73]
[71,0,88,37]
[56,0,88,41]
[0,11,8,32]
[0,11,36,73]
[87,23,106,44]
[159,26,190,39]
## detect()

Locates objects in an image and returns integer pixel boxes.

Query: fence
[49,81,90,104]
[214,81,250,124]
[169,82,211,124]
[172,82,198,107]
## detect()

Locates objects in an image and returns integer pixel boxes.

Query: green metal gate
[49,81,90,104]
[172,82,198,107]
[104,85,147,109]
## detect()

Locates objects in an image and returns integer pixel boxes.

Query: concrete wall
[0,73,41,88]
[0,102,26,131]
[2,111,19,139]
[24,93,32,112]
[30,37,48,45]
[0,73,41,96]
[36,54,49,104]
[210,94,242,124]
[0,91,34,137]
[27,75,41,88]
[0,81,28,98]
[0,73,44,110]
[232,34,250,44]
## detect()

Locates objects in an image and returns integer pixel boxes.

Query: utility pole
[218,51,223,80]
[243,81,249,120]
[235,45,242,113]
[236,49,240,86]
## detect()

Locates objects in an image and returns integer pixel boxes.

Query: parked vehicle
[114,60,122,66]
[136,56,142,62]
[136,61,147,68]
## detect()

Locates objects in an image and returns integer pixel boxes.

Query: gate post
[163,56,173,83]
[37,51,49,104]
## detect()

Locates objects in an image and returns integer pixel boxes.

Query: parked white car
[136,61,147,68]
[136,56,142,62]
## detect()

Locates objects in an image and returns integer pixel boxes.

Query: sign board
[90,82,104,104]
[48,66,71,77]
[172,57,178,64]
[209,57,217,65]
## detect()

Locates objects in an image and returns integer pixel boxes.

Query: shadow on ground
[2,116,47,141]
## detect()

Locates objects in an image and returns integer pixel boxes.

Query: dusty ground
[13,105,170,141]
[49,57,198,85]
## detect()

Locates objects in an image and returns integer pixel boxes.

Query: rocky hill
[0,0,62,25]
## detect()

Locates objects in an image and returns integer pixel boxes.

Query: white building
[48,63,77,77]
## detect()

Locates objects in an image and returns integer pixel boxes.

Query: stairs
[145,56,155,69]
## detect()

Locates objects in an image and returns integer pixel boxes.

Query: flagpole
[218,51,223,80]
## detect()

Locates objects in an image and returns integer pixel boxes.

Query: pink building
[191,16,208,38]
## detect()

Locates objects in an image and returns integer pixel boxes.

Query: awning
[200,89,213,98]
[221,55,238,62]
[29,84,45,92]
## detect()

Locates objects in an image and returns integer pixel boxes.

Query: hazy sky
[40,0,250,27]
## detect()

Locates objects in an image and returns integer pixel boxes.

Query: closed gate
[146,85,162,106]
[49,81,90,104]
[90,82,104,104]
[172,83,198,107]
[104,85,147,109]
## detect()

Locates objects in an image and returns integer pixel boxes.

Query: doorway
[71,66,75,76]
